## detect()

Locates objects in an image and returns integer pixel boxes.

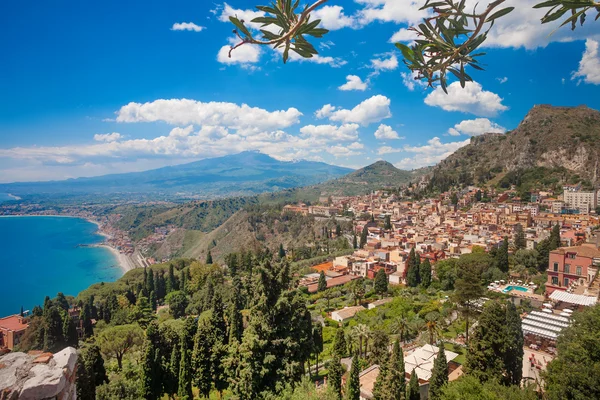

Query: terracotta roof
[0,315,28,332]
[552,244,600,259]
[311,261,333,272]
[307,274,357,293]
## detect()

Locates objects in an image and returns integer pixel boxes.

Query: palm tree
[408,317,426,342]
[351,324,371,358]
[392,314,410,343]
[425,312,443,345]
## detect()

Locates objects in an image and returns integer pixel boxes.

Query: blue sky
[0,0,599,182]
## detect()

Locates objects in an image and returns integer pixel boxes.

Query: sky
[0,0,599,183]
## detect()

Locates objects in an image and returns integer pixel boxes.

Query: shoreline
[0,214,138,274]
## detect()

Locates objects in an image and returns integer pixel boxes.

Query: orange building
[0,315,29,350]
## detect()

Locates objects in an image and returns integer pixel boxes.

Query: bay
[0,216,122,317]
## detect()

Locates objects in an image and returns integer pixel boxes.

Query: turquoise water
[0,216,122,316]
[503,285,528,293]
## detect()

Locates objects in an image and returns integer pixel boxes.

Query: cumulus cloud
[395,137,471,169]
[448,118,506,136]
[497,77,508,84]
[311,5,357,30]
[325,95,392,126]
[370,53,398,74]
[115,99,302,132]
[94,133,122,142]
[300,124,360,141]
[389,28,418,44]
[218,3,266,31]
[424,81,508,117]
[217,37,262,67]
[327,144,362,158]
[356,0,430,26]
[339,75,368,91]
[401,71,428,91]
[572,39,600,85]
[374,124,402,140]
[315,104,336,119]
[171,22,205,32]
[348,142,365,150]
[378,146,402,155]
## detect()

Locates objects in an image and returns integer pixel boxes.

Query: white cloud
[217,37,262,66]
[395,137,471,169]
[572,39,600,85]
[311,5,357,30]
[115,98,302,132]
[356,0,430,26]
[401,71,427,91]
[326,95,392,126]
[378,146,402,155]
[348,142,365,150]
[424,81,508,117]
[497,77,508,84]
[273,46,347,68]
[315,104,336,119]
[389,28,417,44]
[327,145,361,158]
[171,22,205,32]
[447,118,506,136]
[218,3,266,31]
[374,124,402,140]
[94,133,122,142]
[300,124,360,141]
[370,53,398,73]
[339,75,368,91]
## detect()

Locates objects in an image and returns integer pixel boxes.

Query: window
[564,264,570,274]
[553,262,559,272]
[568,253,576,259]
[564,278,569,287]
[577,266,582,276]
[552,277,559,285]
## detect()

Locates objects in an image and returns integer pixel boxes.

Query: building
[331,306,366,323]
[0,315,29,350]
[563,191,597,214]
[545,244,600,295]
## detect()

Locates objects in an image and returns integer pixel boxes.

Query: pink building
[546,244,600,295]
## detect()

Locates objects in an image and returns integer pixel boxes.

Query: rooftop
[0,315,28,332]
[405,344,459,382]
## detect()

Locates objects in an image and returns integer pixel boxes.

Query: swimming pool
[503,285,529,293]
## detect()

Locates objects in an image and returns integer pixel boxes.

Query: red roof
[0,315,29,332]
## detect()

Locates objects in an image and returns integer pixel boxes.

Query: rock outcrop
[0,347,77,400]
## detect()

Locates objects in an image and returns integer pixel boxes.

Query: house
[331,306,366,323]
[367,298,393,310]
[0,315,29,350]
[359,364,380,400]
[307,274,358,293]
[545,244,600,295]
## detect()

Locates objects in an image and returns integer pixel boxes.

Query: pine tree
[318,271,328,292]
[374,268,388,296]
[206,250,213,264]
[407,369,420,400]
[429,345,448,399]
[312,324,324,376]
[328,354,344,400]
[420,258,432,288]
[360,225,369,248]
[278,243,286,259]
[345,352,360,400]
[496,237,510,273]
[333,327,347,358]
[514,224,526,250]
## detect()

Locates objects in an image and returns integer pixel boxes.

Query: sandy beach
[97,245,139,273]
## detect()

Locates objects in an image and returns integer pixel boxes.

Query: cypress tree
[178,319,195,400]
[156,271,166,301]
[333,327,347,358]
[504,302,524,386]
[206,250,213,264]
[328,354,344,400]
[278,243,286,259]
[374,268,388,296]
[420,258,432,288]
[142,322,163,400]
[166,263,176,293]
[165,342,180,398]
[429,345,448,399]
[192,317,213,398]
[406,248,420,287]
[149,290,157,312]
[336,224,341,236]
[407,369,420,400]
[550,223,561,250]
[496,237,510,273]
[76,356,95,400]
[514,224,526,250]
[384,339,405,400]
[84,344,108,388]
[384,215,392,230]
[353,234,357,249]
[318,271,328,292]
[312,324,324,375]
[229,273,244,343]
[62,310,78,347]
[360,225,369,248]
[345,352,360,400]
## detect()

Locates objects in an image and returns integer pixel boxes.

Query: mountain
[427,105,600,193]
[310,160,428,196]
[0,151,353,202]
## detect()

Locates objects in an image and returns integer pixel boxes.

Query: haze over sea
[0,216,122,316]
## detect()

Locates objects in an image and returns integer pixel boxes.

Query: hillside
[427,105,600,193]
[0,151,352,202]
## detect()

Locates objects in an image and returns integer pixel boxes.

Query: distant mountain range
[0,152,353,202]
[427,105,600,193]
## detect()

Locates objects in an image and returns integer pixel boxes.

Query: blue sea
[0,216,123,316]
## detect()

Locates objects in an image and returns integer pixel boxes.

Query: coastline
[0,214,138,274]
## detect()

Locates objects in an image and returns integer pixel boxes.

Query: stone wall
[0,347,77,400]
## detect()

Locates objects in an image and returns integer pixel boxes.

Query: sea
[0,216,123,317]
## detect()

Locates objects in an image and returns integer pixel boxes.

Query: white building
[563,191,597,214]
[331,306,366,323]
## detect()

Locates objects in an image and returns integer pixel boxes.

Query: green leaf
[283,43,290,64]
[541,7,569,23]
[485,7,515,22]
[229,16,252,37]
[533,0,561,8]
[395,43,415,62]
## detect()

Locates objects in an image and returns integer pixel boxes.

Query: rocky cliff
[0,347,77,400]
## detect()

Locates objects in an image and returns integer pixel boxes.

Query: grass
[443,342,467,365]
